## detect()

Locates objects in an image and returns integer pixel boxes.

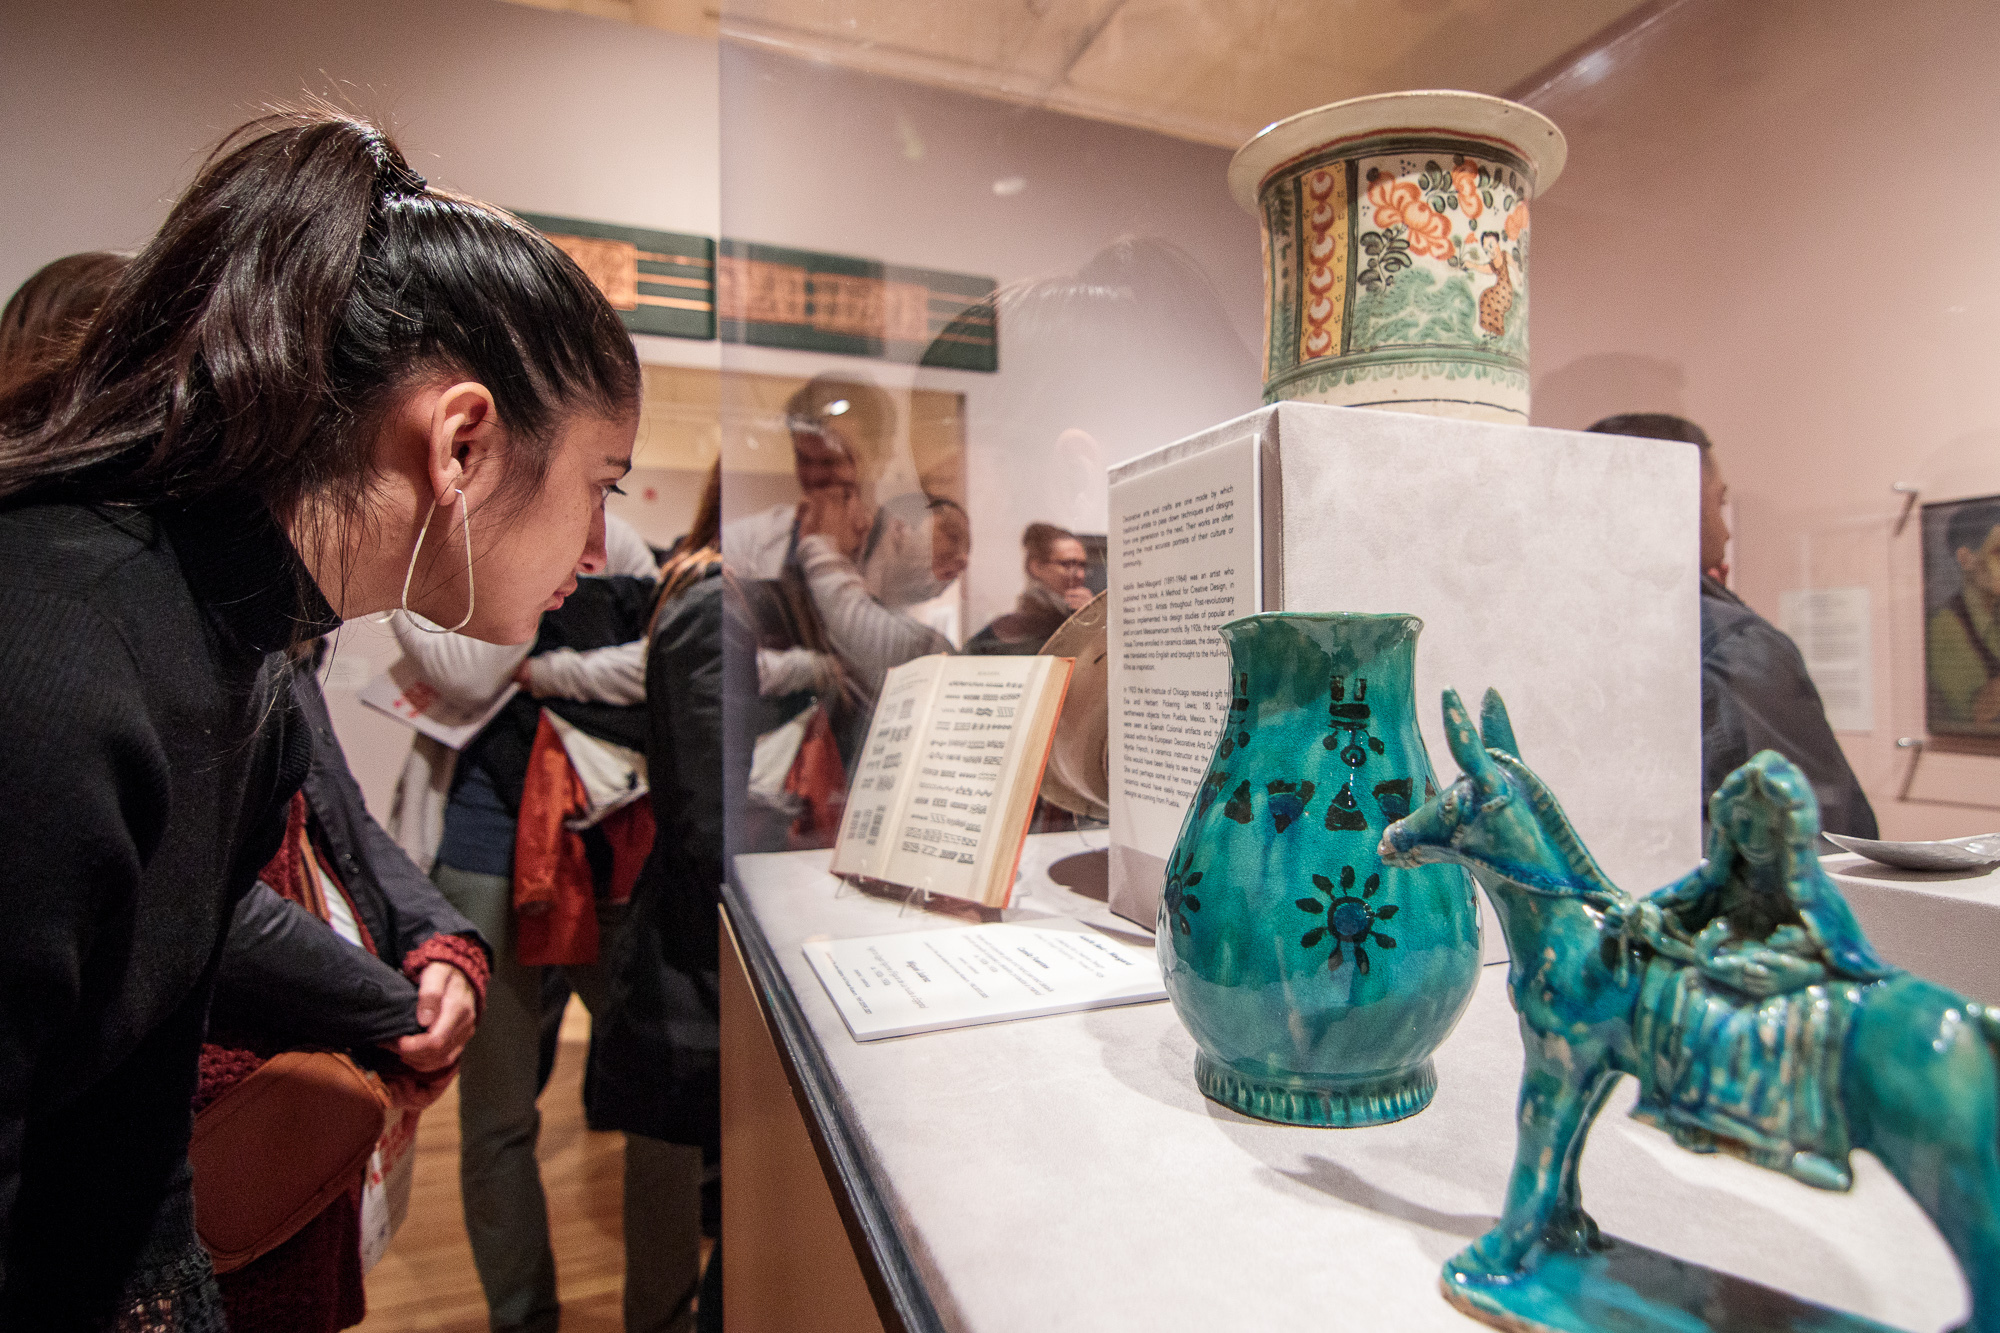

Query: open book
[832,654,1074,908]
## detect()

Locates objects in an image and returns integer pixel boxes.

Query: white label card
[1108,433,1261,858]
[803,922,1165,1041]
[1779,586,1874,733]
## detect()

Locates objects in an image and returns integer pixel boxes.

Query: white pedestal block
[1107,401,1703,933]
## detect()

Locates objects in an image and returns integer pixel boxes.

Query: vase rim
[1219,610,1424,634]
[1228,89,1566,214]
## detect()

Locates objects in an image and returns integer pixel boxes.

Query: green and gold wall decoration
[716,240,997,372]
[512,211,715,341]
[515,214,997,372]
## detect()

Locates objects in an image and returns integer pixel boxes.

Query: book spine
[990,658,1074,908]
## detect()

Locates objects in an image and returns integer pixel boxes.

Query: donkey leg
[1545,1069,1620,1253]
[1851,983,2000,1331]
[1446,1035,1606,1284]
[1942,1156,2000,1333]
[1868,1102,2000,1331]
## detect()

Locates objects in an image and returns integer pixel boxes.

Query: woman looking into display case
[0,107,638,1328]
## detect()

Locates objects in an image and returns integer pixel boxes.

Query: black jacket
[1701,575,1878,839]
[210,672,490,1052]
[590,567,723,1151]
[458,573,656,817]
[0,491,335,1325]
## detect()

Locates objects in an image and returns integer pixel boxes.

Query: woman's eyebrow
[604,455,633,476]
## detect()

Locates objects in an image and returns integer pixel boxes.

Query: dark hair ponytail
[0,106,638,525]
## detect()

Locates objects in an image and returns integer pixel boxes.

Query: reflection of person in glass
[722,375,947,697]
[724,374,895,578]
[1928,502,2000,726]
[965,523,1090,655]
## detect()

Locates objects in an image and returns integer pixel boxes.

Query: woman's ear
[427,382,500,508]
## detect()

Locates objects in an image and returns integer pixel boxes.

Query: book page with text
[831,657,943,881]
[879,656,1048,901]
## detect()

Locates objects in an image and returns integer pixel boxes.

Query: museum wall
[0,0,721,814]
[1524,0,2000,840]
[0,0,719,296]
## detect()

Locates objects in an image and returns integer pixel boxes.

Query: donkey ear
[1442,689,1500,786]
[1479,688,1521,761]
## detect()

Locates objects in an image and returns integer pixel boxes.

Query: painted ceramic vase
[1229,90,1566,425]
[1157,613,1480,1126]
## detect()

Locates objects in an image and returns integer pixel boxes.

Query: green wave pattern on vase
[1349,261,1529,363]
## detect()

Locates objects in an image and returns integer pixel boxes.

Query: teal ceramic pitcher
[1158,613,1480,1126]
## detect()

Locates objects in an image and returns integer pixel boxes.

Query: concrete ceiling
[501,0,1650,147]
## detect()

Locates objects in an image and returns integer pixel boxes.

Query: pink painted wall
[1523,0,2000,838]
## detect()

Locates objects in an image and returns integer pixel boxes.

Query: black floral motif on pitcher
[1325,780,1368,832]
[1164,861,1204,936]
[1266,779,1316,834]
[1296,864,1399,975]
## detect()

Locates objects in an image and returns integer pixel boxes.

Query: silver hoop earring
[402,488,475,633]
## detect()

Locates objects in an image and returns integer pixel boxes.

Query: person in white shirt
[723,375,954,697]
[386,511,658,870]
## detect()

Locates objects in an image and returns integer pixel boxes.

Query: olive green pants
[434,864,703,1333]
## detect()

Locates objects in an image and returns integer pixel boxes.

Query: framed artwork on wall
[1922,493,2000,754]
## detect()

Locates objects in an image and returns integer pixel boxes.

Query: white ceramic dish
[1824,831,2000,872]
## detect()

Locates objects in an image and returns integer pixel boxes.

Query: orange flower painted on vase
[1369,176,1454,261]
[1452,160,1483,224]
[1505,200,1530,240]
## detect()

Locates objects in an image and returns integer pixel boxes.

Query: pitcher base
[1195,1052,1437,1127]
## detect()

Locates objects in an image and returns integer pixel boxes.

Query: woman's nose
[576,508,608,575]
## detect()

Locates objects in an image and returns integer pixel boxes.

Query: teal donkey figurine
[1382,688,2000,1333]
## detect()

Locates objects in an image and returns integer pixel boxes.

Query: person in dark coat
[592,473,724,1332]
[212,664,491,1059]
[0,107,640,1328]
[1587,413,1878,839]
[202,663,492,1332]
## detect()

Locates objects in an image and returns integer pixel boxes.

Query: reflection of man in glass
[1587,413,1877,839]
[724,374,895,575]
[1928,502,2000,726]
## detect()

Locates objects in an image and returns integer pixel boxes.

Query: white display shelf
[724,832,1965,1333]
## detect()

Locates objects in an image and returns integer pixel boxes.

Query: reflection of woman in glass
[965,522,1090,655]
[1929,501,2000,726]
